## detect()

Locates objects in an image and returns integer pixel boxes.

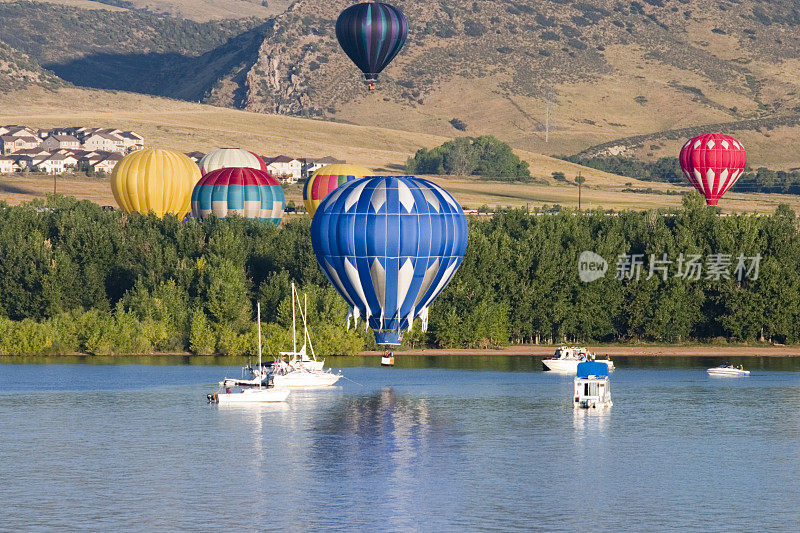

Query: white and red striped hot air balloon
[679,134,746,206]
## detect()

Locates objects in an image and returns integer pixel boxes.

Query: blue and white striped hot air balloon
[310,176,468,345]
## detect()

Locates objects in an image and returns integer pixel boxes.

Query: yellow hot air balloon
[111,149,201,219]
[303,164,370,216]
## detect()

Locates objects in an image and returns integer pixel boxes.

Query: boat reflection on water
[572,405,610,434]
[325,394,447,472]
[316,388,444,441]
[310,388,456,528]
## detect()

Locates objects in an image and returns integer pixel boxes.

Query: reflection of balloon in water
[310,176,468,345]
[336,2,408,88]
[191,167,285,225]
[679,134,746,206]
[303,164,370,217]
[198,148,267,175]
[111,148,201,219]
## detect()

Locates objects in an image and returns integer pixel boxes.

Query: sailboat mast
[257,302,262,390]
[304,293,308,352]
[292,282,297,356]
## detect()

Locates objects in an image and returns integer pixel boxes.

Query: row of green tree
[1,194,800,355]
[562,155,800,195]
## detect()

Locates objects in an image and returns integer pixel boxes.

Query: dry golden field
[5,172,800,216]
[2,87,800,214]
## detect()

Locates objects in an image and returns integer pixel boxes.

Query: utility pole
[53,173,57,195]
[545,102,550,143]
[575,172,585,211]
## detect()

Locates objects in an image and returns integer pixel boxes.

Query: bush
[450,118,467,131]
[464,20,487,37]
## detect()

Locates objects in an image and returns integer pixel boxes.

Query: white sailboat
[271,283,341,388]
[208,303,290,404]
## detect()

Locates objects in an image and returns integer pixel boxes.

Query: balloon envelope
[198,148,267,175]
[303,164,370,216]
[310,176,468,345]
[191,167,285,224]
[335,2,408,83]
[111,148,201,219]
[679,134,746,205]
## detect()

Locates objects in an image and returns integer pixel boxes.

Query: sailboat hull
[272,372,341,388]
[208,388,290,403]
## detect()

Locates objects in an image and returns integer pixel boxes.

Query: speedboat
[542,346,614,373]
[707,364,750,377]
[574,361,612,409]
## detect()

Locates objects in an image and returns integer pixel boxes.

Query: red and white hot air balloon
[679,133,746,206]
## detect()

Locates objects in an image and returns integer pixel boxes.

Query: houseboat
[574,361,613,409]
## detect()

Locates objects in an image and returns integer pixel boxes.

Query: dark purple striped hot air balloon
[335,2,408,90]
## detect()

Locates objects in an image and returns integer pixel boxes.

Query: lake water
[2,355,800,531]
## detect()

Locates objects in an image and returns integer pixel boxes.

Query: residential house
[82,132,124,152]
[118,131,144,152]
[91,153,123,174]
[185,151,205,163]
[36,153,79,174]
[41,135,81,151]
[0,125,38,137]
[302,155,346,177]
[264,155,302,183]
[0,135,42,154]
[0,155,14,173]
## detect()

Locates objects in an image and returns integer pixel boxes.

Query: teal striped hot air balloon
[190,167,285,224]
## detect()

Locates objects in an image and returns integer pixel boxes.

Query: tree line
[1,194,799,355]
[562,155,800,195]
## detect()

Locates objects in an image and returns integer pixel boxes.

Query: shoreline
[3,345,800,358]
[362,345,800,357]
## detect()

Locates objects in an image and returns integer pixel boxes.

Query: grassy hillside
[2,86,800,214]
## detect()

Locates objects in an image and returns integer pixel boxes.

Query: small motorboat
[543,346,614,373]
[381,350,395,367]
[574,361,612,409]
[707,364,750,377]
